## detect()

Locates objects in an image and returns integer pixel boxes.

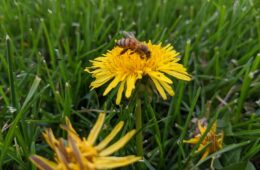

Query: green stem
[6,35,17,109]
[135,98,143,156]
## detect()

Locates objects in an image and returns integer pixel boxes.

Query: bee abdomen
[116,39,125,47]
[116,38,136,48]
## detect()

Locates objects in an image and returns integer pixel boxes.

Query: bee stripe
[125,39,129,47]
[128,39,133,46]
[119,39,123,46]
[118,39,122,46]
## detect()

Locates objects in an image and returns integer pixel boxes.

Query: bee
[116,31,151,59]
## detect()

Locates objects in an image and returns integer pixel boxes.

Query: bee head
[140,45,151,58]
[146,50,151,58]
[139,45,148,51]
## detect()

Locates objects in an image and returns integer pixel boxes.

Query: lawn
[0,0,259,169]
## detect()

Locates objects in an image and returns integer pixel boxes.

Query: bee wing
[121,31,136,39]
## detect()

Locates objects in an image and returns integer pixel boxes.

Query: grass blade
[0,76,41,167]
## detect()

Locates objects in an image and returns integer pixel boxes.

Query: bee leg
[135,50,145,59]
[130,51,135,55]
[120,48,129,55]
[140,54,145,59]
[130,49,139,55]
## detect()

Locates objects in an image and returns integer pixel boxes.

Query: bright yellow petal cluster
[184,121,224,160]
[30,113,141,170]
[85,42,191,104]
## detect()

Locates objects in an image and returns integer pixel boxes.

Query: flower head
[184,121,224,160]
[85,42,191,104]
[30,113,141,170]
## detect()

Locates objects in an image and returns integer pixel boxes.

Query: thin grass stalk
[135,98,143,157]
[6,35,17,109]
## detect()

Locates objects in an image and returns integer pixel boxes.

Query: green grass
[0,0,259,169]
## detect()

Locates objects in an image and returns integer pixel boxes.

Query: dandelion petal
[116,81,125,105]
[125,75,136,98]
[94,156,141,169]
[87,113,106,145]
[29,155,56,170]
[95,121,124,151]
[99,130,136,156]
[103,76,121,96]
[150,77,167,100]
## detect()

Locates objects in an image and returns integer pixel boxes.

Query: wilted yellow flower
[85,42,191,104]
[30,113,141,170]
[184,121,224,160]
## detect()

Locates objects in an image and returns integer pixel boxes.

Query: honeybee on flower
[85,32,191,104]
[116,31,151,59]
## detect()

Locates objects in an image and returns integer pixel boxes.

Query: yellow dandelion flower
[184,121,224,160]
[29,113,141,170]
[85,42,191,104]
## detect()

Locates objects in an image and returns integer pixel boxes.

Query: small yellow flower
[29,113,141,170]
[184,121,224,160]
[85,42,191,104]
